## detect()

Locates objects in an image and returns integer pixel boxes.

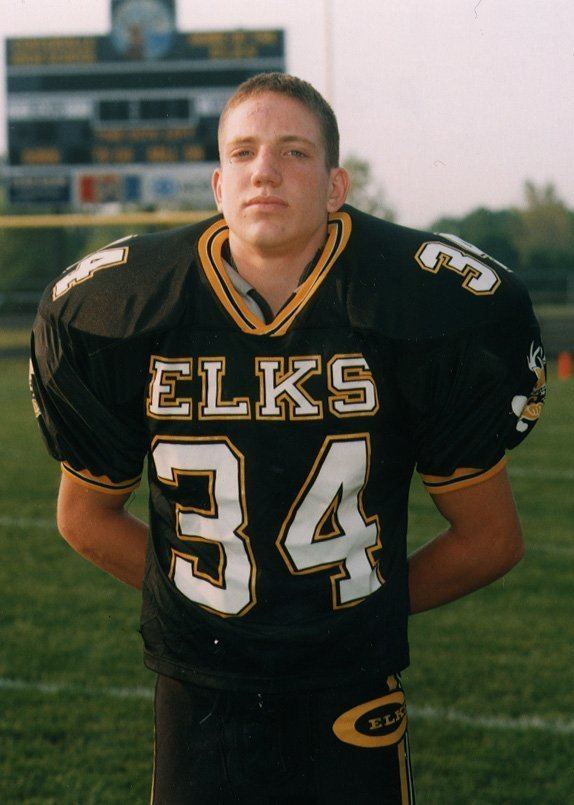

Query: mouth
[245,196,288,209]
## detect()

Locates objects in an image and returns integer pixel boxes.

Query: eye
[286,149,307,158]
[230,149,253,160]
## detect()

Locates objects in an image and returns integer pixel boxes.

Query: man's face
[212,92,348,256]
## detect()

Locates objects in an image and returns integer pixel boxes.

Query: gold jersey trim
[420,455,507,495]
[61,462,141,495]
[197,212,352,336]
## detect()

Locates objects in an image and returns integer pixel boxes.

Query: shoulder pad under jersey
[37,215,222,340]
[344,206,535,340]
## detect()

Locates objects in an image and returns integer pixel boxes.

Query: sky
[1,0,573,227]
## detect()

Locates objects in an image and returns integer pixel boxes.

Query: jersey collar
[197,211,352,336]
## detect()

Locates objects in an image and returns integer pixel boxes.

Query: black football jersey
[30,206,546,691]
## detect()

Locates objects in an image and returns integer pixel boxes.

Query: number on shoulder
[52,238,133,300]
[415,234,510,295]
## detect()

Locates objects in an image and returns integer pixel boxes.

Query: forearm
[57,477,148,589]
[408,524,524,615]
[65,508,148,589]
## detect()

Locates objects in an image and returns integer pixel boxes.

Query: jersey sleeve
[30,311,147,494]
[396,314,546,495]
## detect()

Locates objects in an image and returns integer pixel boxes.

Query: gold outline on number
[151,434,256,618]
[415,241,501,296]
[275,433,384,610]
[52,246,130,300]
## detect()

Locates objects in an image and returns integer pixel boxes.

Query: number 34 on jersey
[152,434,384,618]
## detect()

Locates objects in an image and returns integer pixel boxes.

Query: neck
[228,222,328,316]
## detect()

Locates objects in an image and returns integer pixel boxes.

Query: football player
[30,73,545,803]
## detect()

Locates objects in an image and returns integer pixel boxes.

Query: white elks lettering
[146,354,379,422]
[147,357,193,419]
[198,358,251,419]
[328,355,379,417]
[255,357,323,420]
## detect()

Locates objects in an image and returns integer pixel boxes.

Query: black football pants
[151,673,415,804]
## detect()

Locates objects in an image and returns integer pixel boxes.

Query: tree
[431,207,521,271]
[431,181,574,278]
[512,181,574,276]
[342,155,395,221]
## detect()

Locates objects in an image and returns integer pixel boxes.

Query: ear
[326,167,350,212]
[211,168,223,212]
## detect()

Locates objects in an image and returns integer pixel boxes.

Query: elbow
[57,502,98,560]
[512,538,526,567]
[57,508,87,555]
[499,533,525,575]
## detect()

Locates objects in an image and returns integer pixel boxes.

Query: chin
[243,222,290,250]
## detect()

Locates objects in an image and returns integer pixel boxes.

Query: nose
[251,148,281,187]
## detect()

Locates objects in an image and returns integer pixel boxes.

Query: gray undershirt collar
[223,260,270,323]
[221,243,323,325]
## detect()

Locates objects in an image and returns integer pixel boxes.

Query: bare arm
[57,473,148,589]
[408,468,524,615]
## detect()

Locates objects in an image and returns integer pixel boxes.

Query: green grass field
[1,353,572,803]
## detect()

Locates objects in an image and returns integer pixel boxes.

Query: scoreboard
[4,0,285,207]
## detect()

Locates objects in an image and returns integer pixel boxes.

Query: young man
[30,73,545,803]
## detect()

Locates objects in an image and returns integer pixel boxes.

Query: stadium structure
[3,0,285,209]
